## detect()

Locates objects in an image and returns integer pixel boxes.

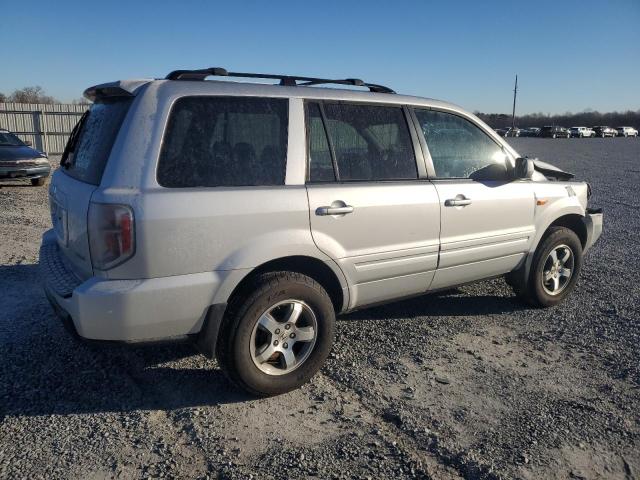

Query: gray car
[0,129,51,186]
[40,68,603,395]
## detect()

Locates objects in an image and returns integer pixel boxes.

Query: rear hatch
[49,98,133,278]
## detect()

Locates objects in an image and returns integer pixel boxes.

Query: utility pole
[511,74,518,129]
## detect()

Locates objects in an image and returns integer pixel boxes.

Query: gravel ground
[1,138,638,479]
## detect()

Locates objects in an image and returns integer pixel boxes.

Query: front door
[412,108,536,290]
[305,101,441,308]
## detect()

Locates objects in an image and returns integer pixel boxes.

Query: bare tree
[71,97,91,105]
[8,86,58,104]
[0,92,6,103]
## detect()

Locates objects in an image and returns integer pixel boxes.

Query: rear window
[62,99,132,185]
[157,96,288,188]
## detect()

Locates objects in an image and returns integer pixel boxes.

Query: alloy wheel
[541,244,574,295]
[249,300,318,376]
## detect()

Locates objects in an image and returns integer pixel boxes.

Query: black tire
[30,177,46,186]
[515,227,583,308]
[216,271,335,396]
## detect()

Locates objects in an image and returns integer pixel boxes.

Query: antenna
[511,74,518,129]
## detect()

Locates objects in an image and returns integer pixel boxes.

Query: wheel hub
[541,244,574,296]
[250,300,318,376]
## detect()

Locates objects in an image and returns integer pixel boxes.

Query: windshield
[61,98,132,185]
[0,132,25,146]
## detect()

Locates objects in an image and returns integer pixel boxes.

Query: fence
[0,102,89,155]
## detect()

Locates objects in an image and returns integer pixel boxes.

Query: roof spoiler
[83,79,153,102]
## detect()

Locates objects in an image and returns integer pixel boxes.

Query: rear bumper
[0,164,51,179]
[39,230,230,341]
[582,209,603,253]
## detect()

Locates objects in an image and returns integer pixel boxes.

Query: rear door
[305,101,441,309]
[50,98,133,278]
[412,108,535,290]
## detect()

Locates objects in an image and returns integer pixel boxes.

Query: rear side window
[158,97,288,188]
[307,102,417,182]
[62,99,132,185]
[307,103,335,182]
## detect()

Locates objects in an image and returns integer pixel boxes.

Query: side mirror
[24,140,32,146]
[514,157,534,179]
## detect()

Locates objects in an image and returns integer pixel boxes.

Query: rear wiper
[60,111,89,169]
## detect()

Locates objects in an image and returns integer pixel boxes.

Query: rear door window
[61,98,133,185]
[306,103,335,182]
[307,102,417,182]
[157,96,288,187]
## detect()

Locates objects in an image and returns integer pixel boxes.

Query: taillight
[88,203,135,270]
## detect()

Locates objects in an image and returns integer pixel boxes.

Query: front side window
[414,109,508,180]
[308,102,417,182]
[158,96,288,187]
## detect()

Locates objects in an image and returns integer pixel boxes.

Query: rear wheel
[30,178,45,186]
[513,227,583,307]
[216,271,335,396]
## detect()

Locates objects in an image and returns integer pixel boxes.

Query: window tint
[415,109,507,179]
[307,103,335,182]
[158,97,288,187]
[62,99,132,185]
[321,103,417,181]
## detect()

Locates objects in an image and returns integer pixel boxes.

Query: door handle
[444,197,472,207]
[316,205,354,216]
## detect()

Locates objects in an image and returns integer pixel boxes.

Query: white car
[615,127,638,137]
[569,127,595,138]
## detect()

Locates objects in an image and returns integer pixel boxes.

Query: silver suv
[40,68,603,395]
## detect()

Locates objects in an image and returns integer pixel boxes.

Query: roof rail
[164,67,395,94]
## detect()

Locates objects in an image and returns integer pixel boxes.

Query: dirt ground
[1,138,638,479]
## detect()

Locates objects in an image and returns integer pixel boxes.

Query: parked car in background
[569,127,595,138]
[0,128,51,186]
[519,127,540,137]
[39,67,603,395]
[615,126,638,137]
[539,126,570,138]
[592,126,617,138]
[495,127,521,137]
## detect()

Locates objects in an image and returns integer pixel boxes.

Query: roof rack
[165,67,395,94]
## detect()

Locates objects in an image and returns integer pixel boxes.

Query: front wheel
[30,177,46,186]
[514,227,583,307]
[216,272,335,396]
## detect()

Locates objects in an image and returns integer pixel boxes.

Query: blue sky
[1,0,638,114]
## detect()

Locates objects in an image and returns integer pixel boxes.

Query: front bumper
[39,230,229,341]
[582,208,603,253]
[0,164,51,179]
